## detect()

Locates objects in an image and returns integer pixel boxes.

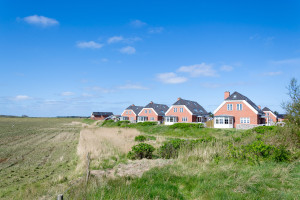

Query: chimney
[132,104,135,106]
[177,97,181,101]
[258,105,261,110]
[224,91,230,100]
[150,101,153,104]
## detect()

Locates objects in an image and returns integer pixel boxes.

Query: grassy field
[0,117,82,199]
[1,118,299,199]
[66,121,300,199]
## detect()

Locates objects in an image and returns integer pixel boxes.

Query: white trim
[121,109,137,116]
[264,111,277,119]
[138,108,158,116]
[214,100,258,115]
[165,105,193,116]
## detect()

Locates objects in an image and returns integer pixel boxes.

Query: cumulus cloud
[220,65,233,72]
[130,19,147,27]
[262,71,282,76]
[157,72,187,84]
[76,41,103,49]
[148,27,164,34]
[177,63,218,77]
[20,15,59,27]
[61,92,75,96]
[118,84,148,90]
[14,95,31,100]
[107,36,124,44]
[120,46,136,54]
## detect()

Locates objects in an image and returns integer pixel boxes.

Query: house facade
[214,91,265,128]
[90,112,113,120]
[137,101,169,123]
[120,104,143,122]
[164,98,208,125]
[262,107,277,125]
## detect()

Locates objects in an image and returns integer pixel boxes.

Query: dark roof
[277,114,286,119]
[225,91,264,115]
[126,105,144,115]
[92,112,113,116]
[262,107,272,112]
[173,98,208,115]
[144,102,169,116]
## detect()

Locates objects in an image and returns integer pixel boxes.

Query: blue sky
[1,0,300,117]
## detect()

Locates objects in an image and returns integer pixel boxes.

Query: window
[180,108,183,112]
[225,118,229,124]
[150,117,154,121]
[229,118,233,124]
[174,108,177,112]
[129,111,131,114]
[126,111,128,114]
[145,110,147,114]
[240,117,250,124]
[227,104,233,111]
[216,119,219,124]
[149,110,151,113]
[237,104,243,110]
[219,118,224,124]
[182,117,187,122]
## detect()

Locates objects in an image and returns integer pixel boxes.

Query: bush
[252,126,275,134]
[273,145,291,162]
[127,143,155,160]
[135,135,147,142]
[137,121,158,126]
[169,123,204,129]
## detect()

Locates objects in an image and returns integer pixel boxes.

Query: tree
[282,78,300,126]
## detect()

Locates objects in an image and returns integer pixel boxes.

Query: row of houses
[91,91,285,128]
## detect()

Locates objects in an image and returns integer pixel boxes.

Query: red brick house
[214,91,265,128]
[262,107,277,125]
[137,101,169,123]
[164,98,208,125]
[120,104,143,122]
[90,112,113,120]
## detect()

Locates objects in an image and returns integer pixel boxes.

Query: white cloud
[89,86,115,93]
[61,92,74,96]
[262,71,282,76]
[107,36,124,44]
[76,41,103,49]
[177,63,218,77]
[118,84,148,90]
[15,95,31,100]
[157,72,187,84]
[21,15,59,27]
[130,20,147,27]
[120,46,136,54]
[148,27,164,34]
[220,65,233,72]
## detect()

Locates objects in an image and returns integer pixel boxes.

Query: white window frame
[180,108,183,112]
[145,110,147,114]
[237,104,243,111]
[227,104,233,111]
[240,117,250,124]
[174,108,177,112]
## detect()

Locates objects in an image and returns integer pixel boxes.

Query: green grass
[69,122,300,199]
[0,117,82,200]
[82,118,95,125]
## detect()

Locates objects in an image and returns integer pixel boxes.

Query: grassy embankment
[0,117,82,200]
[69,120,300,199]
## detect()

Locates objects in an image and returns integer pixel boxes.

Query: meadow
[0,118,299,199]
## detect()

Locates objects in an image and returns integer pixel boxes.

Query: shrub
[159,139,185,159]
[127,143,155,160]
[252,126,275,134]
[135,135,147,142]
[137,121,158,126]
[273,145,291,162]
[169,123,204,129]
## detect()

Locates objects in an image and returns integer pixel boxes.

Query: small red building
[120,104,144,122]
[164,98,208,125]
[90,112,113,120]
[214,91,265,128]
[137,101,169,123]
[262,107,278,125]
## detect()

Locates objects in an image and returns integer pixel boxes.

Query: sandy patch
[90,158,173,178]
